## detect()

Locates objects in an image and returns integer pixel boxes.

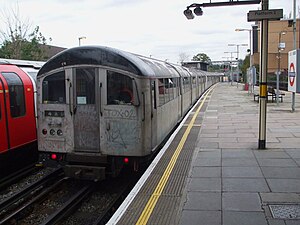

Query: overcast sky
[0,0,298,63]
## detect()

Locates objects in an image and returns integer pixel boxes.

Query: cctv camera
[194,7,203,16]
[183,9,194,20]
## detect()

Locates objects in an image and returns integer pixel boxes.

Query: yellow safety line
[136,87,214,225]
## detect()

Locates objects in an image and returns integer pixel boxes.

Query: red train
[0,58,44,176]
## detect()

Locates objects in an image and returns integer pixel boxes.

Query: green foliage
[240,54,250,75]
[192,53,211,64]
[0,25,48,60]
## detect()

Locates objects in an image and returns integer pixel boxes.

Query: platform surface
[108,83,300,225]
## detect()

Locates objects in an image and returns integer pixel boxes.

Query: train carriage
[0,58,44,176]
[37,46,223,181]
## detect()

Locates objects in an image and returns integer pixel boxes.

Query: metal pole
[292,0,296,112]
[276,33,281,106]
[230,59,233,85]
[237,45,239,88]
[249,30,252,68]
[258,0,268,149]
[247,29,253,94]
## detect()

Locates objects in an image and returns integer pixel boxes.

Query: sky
[0,0,298,64]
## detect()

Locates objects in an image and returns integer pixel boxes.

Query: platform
[108,82,300,225]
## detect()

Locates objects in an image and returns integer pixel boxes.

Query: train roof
[37,46,187,78]
[0,58,44,69]
[187,67,224,77]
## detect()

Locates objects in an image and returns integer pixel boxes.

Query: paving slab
[222,192,263,211]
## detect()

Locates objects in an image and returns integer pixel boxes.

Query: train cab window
[107,71,133,105]
[1,72,26,118]
[42,71,66,104]
[75,68,95,104]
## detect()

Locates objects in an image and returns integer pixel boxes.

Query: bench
[253,87,285,103]
[254,93,259,102]
[268,86,285,103]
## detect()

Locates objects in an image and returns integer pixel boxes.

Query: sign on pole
[247,9,283,21]
[288,49,300,93]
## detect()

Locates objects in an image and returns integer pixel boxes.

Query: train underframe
[38,151,153,181]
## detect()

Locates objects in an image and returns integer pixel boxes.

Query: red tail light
[51,154,57,160]
[124,157,129,164]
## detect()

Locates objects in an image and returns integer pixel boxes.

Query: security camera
[183,8,194,20]
[194,7,203,16]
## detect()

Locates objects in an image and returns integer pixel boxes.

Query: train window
[158,79,165,106]
[192,77,197,88]
[157,78,179,106]
[75,68,95,104]
[107,71,133,105]
[175,78,179,97]
[1,72,26,118]
[151,80,156,109]
[182,77,191,93]
[42,71,66,104]
[168,78,177,100]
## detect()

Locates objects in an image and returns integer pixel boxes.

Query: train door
[150,80,157,148]
[73,67,100,152]
[0,76,8,152]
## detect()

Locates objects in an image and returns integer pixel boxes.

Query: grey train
[37,46,223,180]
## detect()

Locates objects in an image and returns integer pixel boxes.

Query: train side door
[150,80,157,148]
[73,67,100,152]
[0,76,8,152]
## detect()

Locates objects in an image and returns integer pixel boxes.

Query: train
[0,58,44,176]
[36,46,224,181]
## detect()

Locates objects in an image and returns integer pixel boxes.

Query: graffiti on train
[104,108,137,120]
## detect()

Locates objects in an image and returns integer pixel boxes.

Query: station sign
[288,49,300,93]
[247,9,283,21]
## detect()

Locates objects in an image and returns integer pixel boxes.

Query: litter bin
[244,83,249,91]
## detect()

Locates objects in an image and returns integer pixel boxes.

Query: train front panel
[37,66,147,180]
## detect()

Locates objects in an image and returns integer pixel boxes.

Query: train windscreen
[42,71,66,104]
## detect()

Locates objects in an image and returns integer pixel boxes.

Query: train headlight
[50,129,55,135]
[42,129,47,135]
[57,129,63,136]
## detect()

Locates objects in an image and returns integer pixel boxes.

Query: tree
[178,52,190,63]
[0,5,50,60]
[192,53,211,64]
[241,54,249,76]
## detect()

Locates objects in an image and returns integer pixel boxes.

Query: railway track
[0,168,141,225]
[0,164,39,190]
[59,171,138,225]
[0,167,63,223]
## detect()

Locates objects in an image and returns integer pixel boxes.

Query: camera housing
[183,9,194,20]
[194,7,203,16]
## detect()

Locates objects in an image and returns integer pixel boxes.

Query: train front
[36,46,151,181]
